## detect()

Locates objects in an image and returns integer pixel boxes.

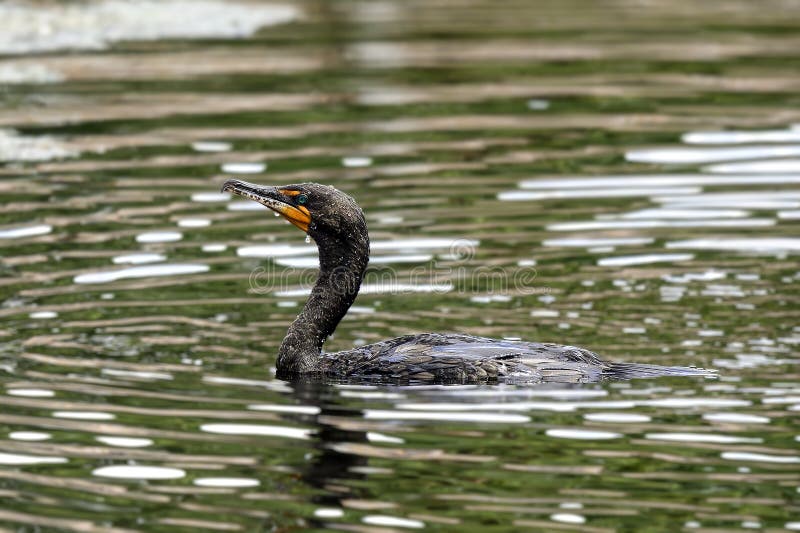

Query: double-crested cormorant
[222,179,712,384]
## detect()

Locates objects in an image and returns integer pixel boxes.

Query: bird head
[221,179,366,244]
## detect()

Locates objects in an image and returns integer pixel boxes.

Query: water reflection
[73,263,209,284]
[0,224,52,239]
[0,452,67,465]
[291,380,372,528]
[626,145,800,164]
[92,465,186,480]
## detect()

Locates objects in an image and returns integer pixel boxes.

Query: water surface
[1,0,799,531]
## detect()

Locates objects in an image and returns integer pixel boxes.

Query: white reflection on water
[371,238,479,251]
[527,98,550,110]
[584,412,651,423]
[373,254,434,264]
[652,191,800,209]
[96,436,153,447]
[247,404,321,415]
[192,141,232,152]
[761,395,800,404]
[615,208,749,219]
[666,238,800,254]
[627,145,800,164]
[202,243,228,252]
[364,410,531,423]
[499,187,700,201]
[550,513,586,525]
[416,388,607,399]
[220,162,266,173]
[348,305,376,314]
[0,452,67,465]
[362,515,425,529]
[112,253,166,265]
[543,237,654,248]
[238,243,315,258]
[397,401,569,412]
[200,423,312,440]
[641,398,750,408]
[0,224,52,239]
[9,431,51,441]
[177,218,211,228]
[101,368,173,381]
[92,465,186,480]
[202,375,293,392]
[29,311,58,319]
[135,231,182,243]
[315,508,345,518]
[721,452,800,464]
[367,432,405,444]
[6,388,54,397]
[53,411,115,420]
[517,174,800,189]
[74,263,209,284]
[194,477,260,488]
[548,219,774,231]
[713,354,799,370]
[559,502,584,509]
[645,432,762,444]
[597,253,693,267]
[192,192,230,202]
[545,428,622,440]
[683,129,800,144]
[707,158,800,173]
[470,294,512,304]
[702,412,770,424]
[342,156,373,167]
[662,270,726,283]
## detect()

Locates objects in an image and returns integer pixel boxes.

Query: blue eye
[297,194,308,205]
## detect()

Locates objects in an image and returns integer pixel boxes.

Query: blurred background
[0,1,799,531]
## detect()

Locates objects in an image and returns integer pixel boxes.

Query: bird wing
[329,333,608,383]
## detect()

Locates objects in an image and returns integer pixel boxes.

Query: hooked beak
[221,179,311,232]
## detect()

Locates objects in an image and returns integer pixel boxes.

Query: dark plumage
[222,179,713,384]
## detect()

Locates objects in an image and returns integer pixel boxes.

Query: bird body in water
[222,179,713,384]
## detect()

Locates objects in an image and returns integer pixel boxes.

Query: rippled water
[1,1,799,531]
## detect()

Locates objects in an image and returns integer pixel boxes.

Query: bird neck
[277,234,369,375]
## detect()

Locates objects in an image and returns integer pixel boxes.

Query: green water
[1,1,799,531]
